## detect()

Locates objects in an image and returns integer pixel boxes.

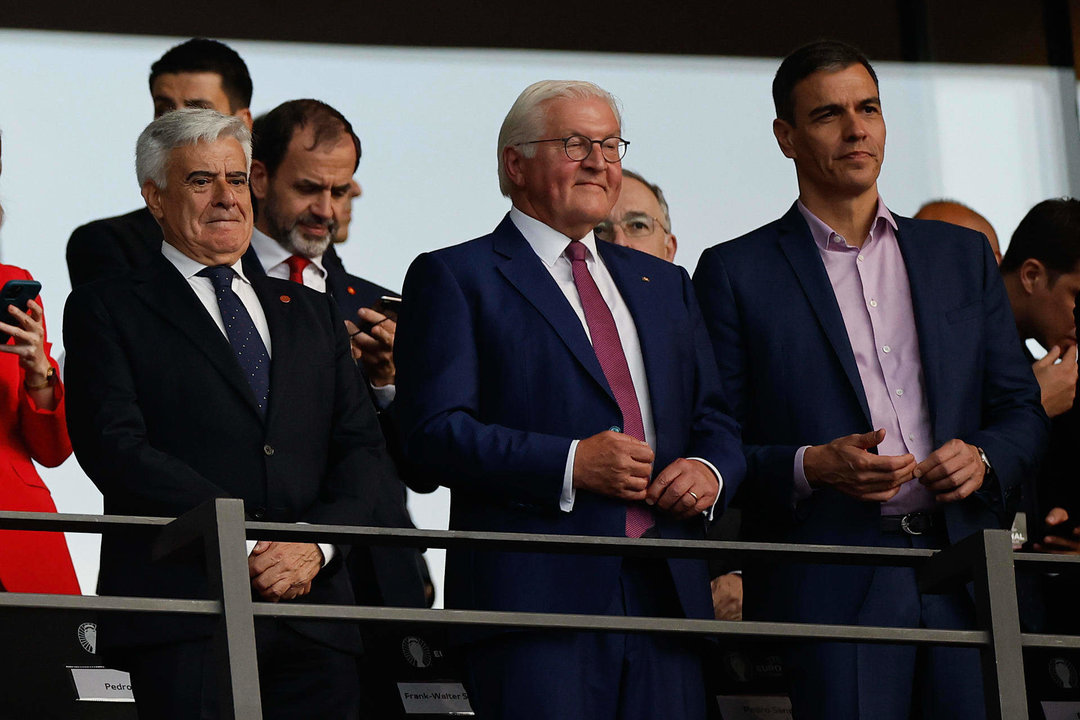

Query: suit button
[252,508,266,519]
[263,444,275,456]
[609,426,621,433]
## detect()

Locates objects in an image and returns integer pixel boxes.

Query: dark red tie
[285,255,311,285]
[565,240,653,537]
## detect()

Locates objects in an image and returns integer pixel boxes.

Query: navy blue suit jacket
[395,214,745,623]
[693,204,1048,624]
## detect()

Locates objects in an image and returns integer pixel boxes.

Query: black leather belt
[881,511,940,536]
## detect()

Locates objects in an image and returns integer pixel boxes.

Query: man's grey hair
[136,108,252,188]
[622,169,672,232]
[497,80,622,197]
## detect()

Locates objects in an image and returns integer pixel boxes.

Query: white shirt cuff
[560,439,579,512]
[371,382,396,409]
[687,457,723,521]
[793,445,814,503]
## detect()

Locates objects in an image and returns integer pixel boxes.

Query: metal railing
[2,498,1077,720]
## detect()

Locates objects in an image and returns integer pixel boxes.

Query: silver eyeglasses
[594,212,669,243]
[517,135,629,163]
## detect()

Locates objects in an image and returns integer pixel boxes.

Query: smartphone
[0,280,41,344]
[1044,517,1080,541]
[353,295,402,337]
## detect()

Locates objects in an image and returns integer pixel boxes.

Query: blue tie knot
[197,265,235,292]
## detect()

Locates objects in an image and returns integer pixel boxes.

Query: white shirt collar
[161,240,252,284]
[509,206,600,268]
[249,226,328,278]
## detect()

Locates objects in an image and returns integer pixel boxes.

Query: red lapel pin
[347,286,357,295]
[280,295,291,303]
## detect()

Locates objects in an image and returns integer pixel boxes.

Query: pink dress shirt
[793,199,937,515]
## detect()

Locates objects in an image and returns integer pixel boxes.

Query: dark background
[4,0,1079,70]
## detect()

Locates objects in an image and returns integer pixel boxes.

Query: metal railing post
[973,529,1028,720]
[156,498,262,719]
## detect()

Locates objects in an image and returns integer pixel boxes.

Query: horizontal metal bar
[248,603,989,647]
[0,592,221,615]
[0,510,170,532]
[1022,633,1080,649]
[1012,552,1080,568]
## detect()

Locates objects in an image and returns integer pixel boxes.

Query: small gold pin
[280,295,291,303]
[641,276,650,282]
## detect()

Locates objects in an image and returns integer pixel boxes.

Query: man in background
[594,169,677,261]
[915,199,1001,264]
[66,38,254,288]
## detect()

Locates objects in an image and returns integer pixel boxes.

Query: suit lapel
[894,217,945,437]
[492,216,615,402]
[132,255,263,417]
[252,275,302,426]
[776,205,873,426]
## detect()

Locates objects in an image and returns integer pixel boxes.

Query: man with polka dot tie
[64,108,396,719]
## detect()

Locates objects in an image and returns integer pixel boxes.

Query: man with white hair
[64,109,396,719]
[394,80,744,719]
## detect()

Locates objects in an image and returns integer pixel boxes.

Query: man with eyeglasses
[594,170,677,262]
[394,80,744,720]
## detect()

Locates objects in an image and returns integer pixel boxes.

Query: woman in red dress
[0,135,80,594]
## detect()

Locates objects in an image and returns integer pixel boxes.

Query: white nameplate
[397,682,474,715]
[69,667,136,702]
[1041,700,1080,720]
[715,695,792,720]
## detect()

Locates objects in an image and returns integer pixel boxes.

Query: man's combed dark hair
[1001,198,1080,280]
[252,99,362,178]
[772,40,878,124]
[149,38,253,112]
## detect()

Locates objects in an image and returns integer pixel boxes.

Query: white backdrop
[0,29,1076,603]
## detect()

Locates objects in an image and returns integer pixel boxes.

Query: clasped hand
[248,541,324,602]
[805,430,984,503]
[572,430,717,518]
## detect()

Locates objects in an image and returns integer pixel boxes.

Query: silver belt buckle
[900,512,927,536]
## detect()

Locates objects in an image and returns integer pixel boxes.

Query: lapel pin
[279,295,291,303]
[347,286,357,295]
[641,276,650,282]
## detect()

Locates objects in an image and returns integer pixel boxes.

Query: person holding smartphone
[0,135,79,594]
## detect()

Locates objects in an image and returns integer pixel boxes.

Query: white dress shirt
[248,227,395,409]
[508,207,721,514]
[161,241,335,564]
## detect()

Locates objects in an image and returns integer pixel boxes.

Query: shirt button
[882,345,891,353]
[908,434,915,442]
[857,255,864,263]
[895,388,904,397]
[869,299,878,308]
[263,444,275,456]
[609,426,622,433]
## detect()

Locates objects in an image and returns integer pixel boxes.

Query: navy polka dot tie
[198,266,271,417]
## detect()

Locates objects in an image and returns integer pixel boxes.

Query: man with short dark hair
[66,38,254,289]
[1001,200,1080,565]
[246,99,429,619]
[65,109,394,719]
[693,40,1047,719]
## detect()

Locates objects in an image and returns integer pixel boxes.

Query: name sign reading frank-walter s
[69,667,136,702]
[397,682,474,715]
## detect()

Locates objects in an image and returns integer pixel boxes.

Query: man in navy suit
[693,41,1048,720]
[394,80,745,720]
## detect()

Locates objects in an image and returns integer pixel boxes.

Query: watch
[24,365,56,391]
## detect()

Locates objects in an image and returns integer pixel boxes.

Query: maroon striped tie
[565,240,653,537]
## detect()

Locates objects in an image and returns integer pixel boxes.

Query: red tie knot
[285,255,311,285]
[565,240,588,263]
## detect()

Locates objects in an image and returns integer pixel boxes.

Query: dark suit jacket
[66,207,163,289]
[394,214,745,623]
[63,253,399,652]
[242,242,428,608]
[692,203,1049,625]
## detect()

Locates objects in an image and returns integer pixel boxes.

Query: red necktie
[285,255,311,285]
[565,240,653,538]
